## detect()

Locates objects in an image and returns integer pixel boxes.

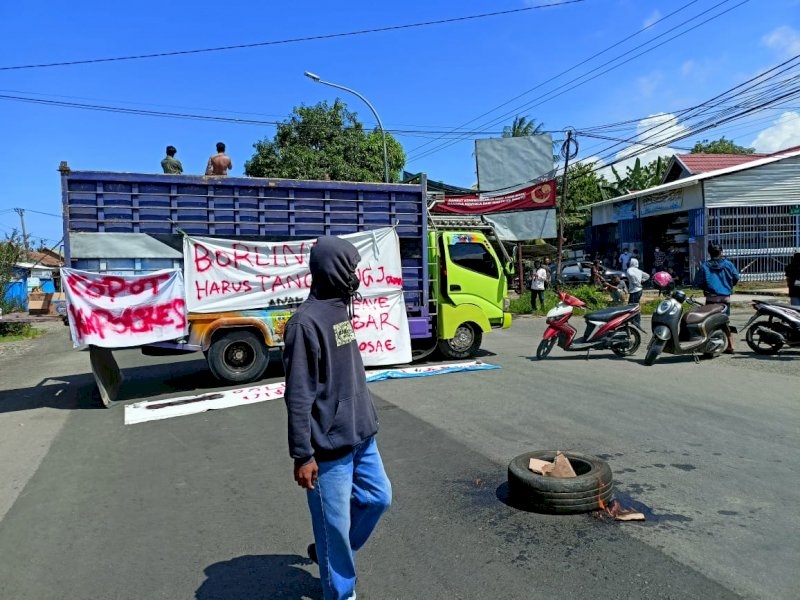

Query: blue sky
[1,0,799,246]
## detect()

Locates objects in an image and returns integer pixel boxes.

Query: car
[559,261,627,284]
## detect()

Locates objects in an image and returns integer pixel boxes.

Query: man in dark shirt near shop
[161,146,183,174]
[283,236,392,600]
[205,142,232,176]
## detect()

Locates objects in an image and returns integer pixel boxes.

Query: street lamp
[304,71,390,183]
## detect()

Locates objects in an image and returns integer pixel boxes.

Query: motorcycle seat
[684,303,726,324]
[585,305,636,322]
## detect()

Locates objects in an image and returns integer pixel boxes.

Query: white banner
[62,268,188,349]
[184,228,411,366]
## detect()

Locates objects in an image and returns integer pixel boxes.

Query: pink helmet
[652,271,673,289]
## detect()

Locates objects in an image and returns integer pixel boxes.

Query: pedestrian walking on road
[282,236,392,600]
[626,257,649,325]
[161,145,183,174]
[205,142,232,176]
[694,242,740,353]
[530,260,547,312]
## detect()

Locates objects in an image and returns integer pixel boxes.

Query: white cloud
[596,113,686,179]
[750,111,800,152]
[762,26,800,58]
[636,72,661,97]
[643,10,662,28]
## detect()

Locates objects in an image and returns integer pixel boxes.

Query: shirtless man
[205,142,232,176]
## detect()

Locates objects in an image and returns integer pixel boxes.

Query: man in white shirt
[626,257,649,325]
[619,248,631,271]
[530,260,548,312]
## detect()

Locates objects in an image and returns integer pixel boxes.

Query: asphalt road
[0,314,797,599]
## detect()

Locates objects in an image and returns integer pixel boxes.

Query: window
[448,242,498,278]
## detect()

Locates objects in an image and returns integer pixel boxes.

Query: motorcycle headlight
[656,300,672,315]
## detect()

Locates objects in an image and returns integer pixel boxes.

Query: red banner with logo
[433,179,557,214]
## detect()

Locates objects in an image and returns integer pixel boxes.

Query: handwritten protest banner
[184,227,411,366]
[62,269,188,348]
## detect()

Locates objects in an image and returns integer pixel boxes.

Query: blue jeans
[307,437,391,600]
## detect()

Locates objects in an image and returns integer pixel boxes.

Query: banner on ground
[432,179,557,215]
[183,227,411,366]
[62,268,187,349]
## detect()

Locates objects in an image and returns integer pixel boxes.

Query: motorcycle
[537,291,644,359]
[644,290,733,365]
[741,300,800,355]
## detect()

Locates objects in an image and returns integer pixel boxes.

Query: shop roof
[587,147,800,209]
[673,153,766,174]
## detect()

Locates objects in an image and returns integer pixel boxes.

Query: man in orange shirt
[205,142,232,176]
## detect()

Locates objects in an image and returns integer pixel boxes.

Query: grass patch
[510,284,612,315]
[0,322,43,343]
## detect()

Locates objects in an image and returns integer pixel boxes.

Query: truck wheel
[207,330,269,383]
[438,323,482,359]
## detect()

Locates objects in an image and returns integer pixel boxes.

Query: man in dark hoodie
[283,236,391,600]
[695,242,740,353]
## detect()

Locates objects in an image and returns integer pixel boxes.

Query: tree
[245,100,406,182]
[690,137,755,155]
[600,156,667,198]
[557,163,605,244]
[1,230,25,314]
[502,115,545,137]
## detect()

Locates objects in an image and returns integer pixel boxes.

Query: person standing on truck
[161,145,183,174]
[205,142,232,176]
[282,236,392,600]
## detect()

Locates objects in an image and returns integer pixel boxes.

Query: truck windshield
[448,242,499,278]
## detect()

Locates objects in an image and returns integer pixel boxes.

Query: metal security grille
[707,205,800,281]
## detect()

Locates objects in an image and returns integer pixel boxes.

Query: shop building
[587,148,800,282]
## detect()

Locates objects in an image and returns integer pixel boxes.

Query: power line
[408,0,749,163]
[405,0,703,160]
[0,0,587,71]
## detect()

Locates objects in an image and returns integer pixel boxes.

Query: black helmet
[672,289,687,303]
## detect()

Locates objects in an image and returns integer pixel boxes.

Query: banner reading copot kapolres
[183,227,411,366]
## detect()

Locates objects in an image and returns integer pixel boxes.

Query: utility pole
[14,208,29,251]
[557,130,578,286]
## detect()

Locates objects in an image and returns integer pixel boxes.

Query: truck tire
[438,322,482,359]
[507,451,613,514]
[207,330,269,383]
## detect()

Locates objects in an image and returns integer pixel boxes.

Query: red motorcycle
[537,291,644,359]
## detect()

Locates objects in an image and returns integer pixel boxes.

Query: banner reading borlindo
[62,268,187,348]
[433,179,557,215]
[184,227,412,366]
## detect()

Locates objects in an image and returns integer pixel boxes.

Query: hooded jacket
[626,258,649,294]
[695,257,740,296]
[282,236,378,465]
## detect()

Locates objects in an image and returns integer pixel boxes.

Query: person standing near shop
[787,253,800,306]
[626,257,649,325]
[619,248,631,271]
[530,260,548,312]
[652,246,666,274]
[283,236,392,600]
[694,243,739,353]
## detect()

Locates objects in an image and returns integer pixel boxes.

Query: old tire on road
[438,322,482,359]
[507,451,613,514]
[207,330,269,383]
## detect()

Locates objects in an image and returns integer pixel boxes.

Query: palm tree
[503,115,545,137]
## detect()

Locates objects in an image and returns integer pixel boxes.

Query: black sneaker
[307,543,318,565]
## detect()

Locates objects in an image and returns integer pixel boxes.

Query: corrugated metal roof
[675,153,766,174]
[587,148,800,208]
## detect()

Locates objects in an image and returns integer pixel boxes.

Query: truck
[60,163,512,396]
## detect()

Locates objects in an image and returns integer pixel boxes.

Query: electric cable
[0,0,587,71]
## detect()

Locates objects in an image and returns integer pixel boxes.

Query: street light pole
[304,71,390,183]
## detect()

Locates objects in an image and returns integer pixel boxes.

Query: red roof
[675,153,766,174]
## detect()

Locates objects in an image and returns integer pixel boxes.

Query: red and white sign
[62,269,187,348]
[183,227,411,366]
[433,179,557,214]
